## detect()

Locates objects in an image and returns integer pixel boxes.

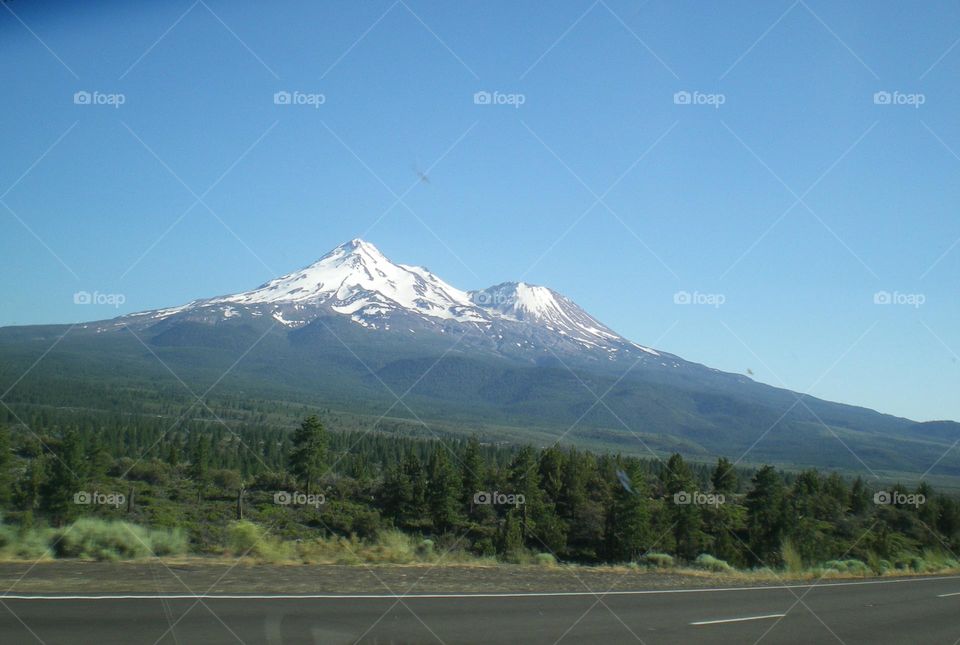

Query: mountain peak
[125,240,656,357]
[469,281,623,346]
[323,238,385,262]
[205,239,483,324]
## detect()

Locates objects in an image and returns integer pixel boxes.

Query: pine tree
[404,452,428,526]
[289,415,328,493]
[745,465,786,566]
[0,426,12,507]
[507,447,542,543]
[460,437,485,518]
[662,453,702,561]
[604,461,650,562]
[497,509,524,556]
[849,476,870,515]
[711,457,738,494]
[508,447,565,553]
[427,446,461,532]
[41,430,86,525]
[191,435,211,501]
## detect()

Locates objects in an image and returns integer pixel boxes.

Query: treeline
[0,415,958,571]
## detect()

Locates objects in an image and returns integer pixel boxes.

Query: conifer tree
[289,415,328,493]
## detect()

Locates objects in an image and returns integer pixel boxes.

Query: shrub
[641,552,674,568]
[224,521,291,562]
[416,539,435,558]
[250,471,295,491]
[54,518,187,561]
[111,459,169,485]
[693,554,733,573]
[535,553,557,568]
[0,518,53,560]
[211,469,243,494]
[866,553,892,575]
[781,540,804,573]
[822,559,869,575]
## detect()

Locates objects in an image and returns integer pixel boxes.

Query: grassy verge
[2,518,959,583]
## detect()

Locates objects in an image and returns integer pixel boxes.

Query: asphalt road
[3,575,960,644]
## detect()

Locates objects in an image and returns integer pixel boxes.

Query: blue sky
[1,0,958,422]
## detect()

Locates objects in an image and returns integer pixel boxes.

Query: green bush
[54,518,187,561]
[693,554,733,573]
[0,518,53,560]
[641,552,674,568]
[781,540,804,573]
[822,559,869,575]
[416,538,435,558]
[224,520,291,561]
[909,556,928,572]
[535,553,557,568]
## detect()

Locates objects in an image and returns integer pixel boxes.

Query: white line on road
[937,592,960,597]
[2,575,959,601]
[691,614,786,626]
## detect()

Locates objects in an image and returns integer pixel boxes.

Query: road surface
[2,575,959,644]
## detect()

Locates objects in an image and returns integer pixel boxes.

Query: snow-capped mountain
[8,239,960,476]
[210,239,485,324]
[470,282,653,354]
[117,239,662,363]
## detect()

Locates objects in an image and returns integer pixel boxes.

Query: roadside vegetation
[0,413,957,579]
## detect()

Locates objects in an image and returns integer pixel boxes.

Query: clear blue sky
[1,0,958,422]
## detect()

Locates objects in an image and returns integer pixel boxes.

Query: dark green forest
[0,404,957,573]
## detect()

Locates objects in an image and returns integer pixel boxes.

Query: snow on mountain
[210,239,485,323]
[120,239,661,358]
[470,282,659,355]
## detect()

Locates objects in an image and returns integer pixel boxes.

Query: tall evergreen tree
[0,426,12,507]
[427,446,461,532]
[289,415,328,493]
[41,430,86,525]
[662,453,702,561]
[746,465,787,566]
[191,435,211,501]
[460,437,485,518]
[403,452,428,526]
[711,457,738,494]
[604,462,651,562]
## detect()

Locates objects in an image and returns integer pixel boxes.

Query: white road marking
[691,614,786,626]
[937,592,960,597]
[1,575,959,601]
